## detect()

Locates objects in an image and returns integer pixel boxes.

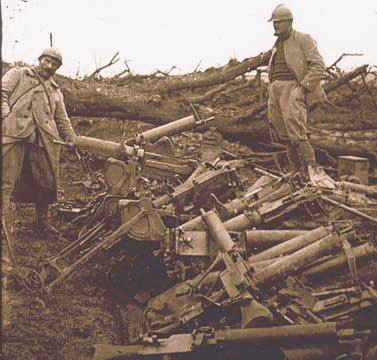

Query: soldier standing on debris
[267,4,327,178]
[1,47,77,237]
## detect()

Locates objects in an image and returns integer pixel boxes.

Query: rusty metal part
[224,186,322,232]
[75,135,197,179]
[301,243,377,280]
[152,165,242,212]
[2,217,45,293]
[312,287,377,321]
[180,173,290,230]
[337,181,377,197]
[248,225,333,263]
[90,323,367,360]
[200,209,234,252]
[41,199,156,293]
[119,197,167,242]
[131,115,215,145]
[252,227,355,289]
[245,229,308,247]
[321,195,377,224]
[201,209,273,328]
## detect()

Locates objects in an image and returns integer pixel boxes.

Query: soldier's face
[273,20,292,37]
[38,56,60,79]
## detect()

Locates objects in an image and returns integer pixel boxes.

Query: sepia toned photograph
[2,1,377,359]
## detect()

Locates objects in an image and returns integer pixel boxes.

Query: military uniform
[1,66,76,227]
[267,29,327,173]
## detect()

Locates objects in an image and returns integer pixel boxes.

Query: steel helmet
[38,47,63,66]
[268,4,293,22]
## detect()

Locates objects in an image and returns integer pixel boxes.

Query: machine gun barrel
[75,136,139,160]
[132,115,215,144]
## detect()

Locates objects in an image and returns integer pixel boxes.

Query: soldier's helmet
[38,47,63,66]
[268,4,293,22]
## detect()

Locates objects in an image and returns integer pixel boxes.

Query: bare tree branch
[328,53,364,69]
[89,52,120,78]
[75,62,80,79]
[114,60,132,78]
[194,60,202,73]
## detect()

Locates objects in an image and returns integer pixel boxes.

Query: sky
[2,0,377,78]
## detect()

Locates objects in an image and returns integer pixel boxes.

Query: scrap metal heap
[10,114,377,359]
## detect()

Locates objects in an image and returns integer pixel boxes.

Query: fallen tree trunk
[2,56,375,160]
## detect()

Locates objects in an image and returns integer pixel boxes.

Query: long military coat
[1,66,76,203]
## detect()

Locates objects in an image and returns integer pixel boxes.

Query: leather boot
[36,201,59,236]
[297,140,317,181]
[285,143,303,174]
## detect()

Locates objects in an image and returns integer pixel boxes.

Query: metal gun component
[174,229,309,258]
[42,202,149,293]
[312,286,377,321]
[321,195,377,225]
[336,181,377,197]
[252,226,356,289]
[129,115,215,145]
[224,186,323,232]
[90,323,369,360]
[74,135,197,178]
[2,217,45,293]
[245,229,308,248]
[248,225,334,263]
[197,209,273,328]
[152,164,243,213]
[180,172,297,231]
[301,243,377,280]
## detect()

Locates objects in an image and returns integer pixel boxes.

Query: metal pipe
[213,323,338,345]
[253,228,355,288]
[245,229,308,247]
[301,242,377,280]
[134,115,214,144]
[248,225,333,263]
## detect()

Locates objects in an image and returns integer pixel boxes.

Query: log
[2,57,375,159]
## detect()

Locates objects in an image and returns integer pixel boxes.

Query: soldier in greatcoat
[2,47,77,236]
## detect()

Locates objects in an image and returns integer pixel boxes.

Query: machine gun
[90,323,371,360]
[162,182,325,280]
[35,162,242,293]
[144,222,356,334]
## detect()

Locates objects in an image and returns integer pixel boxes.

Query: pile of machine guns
[21,114,377,359]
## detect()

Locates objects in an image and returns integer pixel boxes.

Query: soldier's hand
[66,135,78,147]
